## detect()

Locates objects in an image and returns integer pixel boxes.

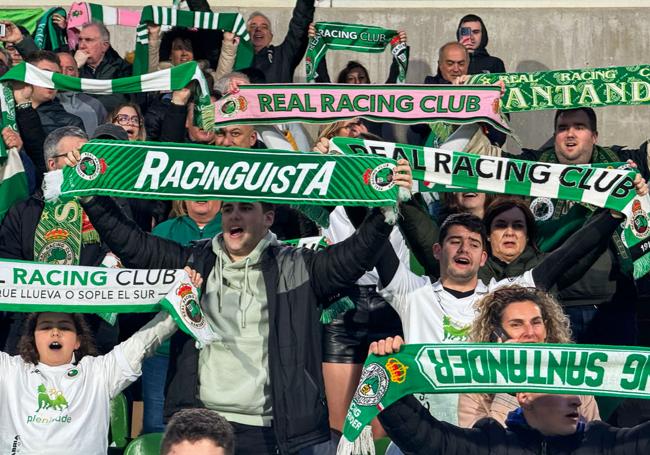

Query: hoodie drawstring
[240,257,251,328]
[218,253,223,313]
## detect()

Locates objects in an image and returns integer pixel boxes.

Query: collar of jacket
[505,407,585,449]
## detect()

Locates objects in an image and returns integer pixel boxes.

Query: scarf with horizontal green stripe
[0,259,218,347]
[133,6,253,76]
[67,2,142,49]
[338,343,650,453]
[43,140,399,207]
[330,137,650,278]
[0,61,214,130]
[33,7,67,51]
[306,21,408,84]
[468,65,650,113]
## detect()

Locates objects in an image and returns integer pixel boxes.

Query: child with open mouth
[0,267,202,454]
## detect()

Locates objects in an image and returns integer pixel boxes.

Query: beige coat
[458,392,601,428]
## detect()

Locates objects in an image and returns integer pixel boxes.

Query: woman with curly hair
[458,285,600,427]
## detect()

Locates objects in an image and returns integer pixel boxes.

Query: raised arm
[308,207,393,299]
[279,0,316,69]
[380,395,489,455]
[81,196,192,269]
[532,209,621,290]
[398,194,440,278]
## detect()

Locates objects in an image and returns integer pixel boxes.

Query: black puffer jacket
[80,196,392,454]
[251,0,314,83]
[78,47,132,112]
[380,395,650,455]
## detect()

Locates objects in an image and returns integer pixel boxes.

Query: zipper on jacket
[540,440,547,455]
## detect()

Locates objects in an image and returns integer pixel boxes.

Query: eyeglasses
[51,153,68,159]
[113,114,141,127]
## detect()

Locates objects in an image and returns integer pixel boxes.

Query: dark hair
[441,192,495,217]
[17,313,98,365]
[25,50,61,67]
[337,61,370,84]
[554,108,597,133]
[456,14,487,45]
[260,202,275,213]
[483,197,538,252]
[161,408,235,455]
[439,212,487,247]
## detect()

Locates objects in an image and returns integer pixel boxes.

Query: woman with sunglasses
[108,103,146,142]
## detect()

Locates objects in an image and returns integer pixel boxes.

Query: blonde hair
[469,285,572,343]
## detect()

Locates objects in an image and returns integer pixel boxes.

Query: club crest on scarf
[353,363,389,407]
[177,283,205,329]
[76,153,107,181]
[364,163,395,192]
[630,199,650,239]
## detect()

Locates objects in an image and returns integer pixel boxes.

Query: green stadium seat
[124,433,164,455]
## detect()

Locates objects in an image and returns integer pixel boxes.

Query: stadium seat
[109,393,129,449]
[124,433,164,455]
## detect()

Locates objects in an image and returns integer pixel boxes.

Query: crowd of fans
[1,0,650,454]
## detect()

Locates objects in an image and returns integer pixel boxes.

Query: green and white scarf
[43,140,399,207]
[133,6,253,76]
[0,61,214,130]
[468,64,650,113]
[0,82,17,159]
[331,137,650,278]
[339,343,650,452]
[0,259,218,347]
[306,21,408,84]
[33,7,68,51]
[0,82,28,223]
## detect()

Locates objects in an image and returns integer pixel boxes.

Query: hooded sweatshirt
[456,14,506,75]
[199,231,278,426]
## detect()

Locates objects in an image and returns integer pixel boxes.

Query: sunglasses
[113,114,141,127]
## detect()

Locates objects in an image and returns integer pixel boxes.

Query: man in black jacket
[75,21,131,112]
[247,0,315,83]
[24,51,85,135]
[456,14,506,75]
[370,336,650,455]
[59,148,405,453]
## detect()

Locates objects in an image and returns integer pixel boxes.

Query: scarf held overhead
[306,21,408,84]
[67,2,141,49]
[340,343,650,447]
[331,137,650,278]
[0,61,214,130]
[133,6,253,75]
[0,259,218,347]
[215,84,510,134]
[43,140,399,207]
[468,64,650,113]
